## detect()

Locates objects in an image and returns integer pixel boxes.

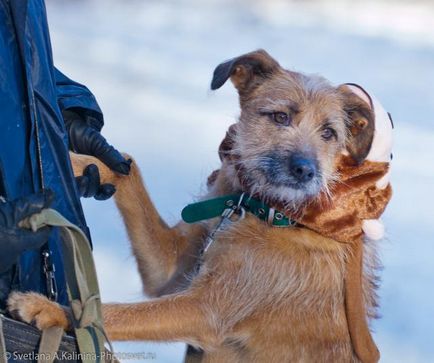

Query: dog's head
[211,50,375,206]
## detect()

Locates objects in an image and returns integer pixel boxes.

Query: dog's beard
[233,156,336,214]
[240,168,321,210]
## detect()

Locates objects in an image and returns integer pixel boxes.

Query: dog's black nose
[289,155,317,183]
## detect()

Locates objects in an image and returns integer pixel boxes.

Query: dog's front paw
[69,152,130,185]
[7,292,70,331]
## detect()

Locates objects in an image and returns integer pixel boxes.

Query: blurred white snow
[46,0,434,362]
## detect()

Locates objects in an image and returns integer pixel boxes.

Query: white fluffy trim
[362,219,385,240]
[345,84,393,190]
[345,85,393,241]
[366,94,393,164]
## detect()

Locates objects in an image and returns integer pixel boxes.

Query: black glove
[63,110,131,175]
[0,190,54,273]
[76,164,116,200]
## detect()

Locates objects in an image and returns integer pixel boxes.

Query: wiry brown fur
[8,50,381,363]
[228,70,348,207]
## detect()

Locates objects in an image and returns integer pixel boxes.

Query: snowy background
[46,0,434,362]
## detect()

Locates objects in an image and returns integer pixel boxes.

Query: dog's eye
[271,112,291,126]
[321,127,337,141]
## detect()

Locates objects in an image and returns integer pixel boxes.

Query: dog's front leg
[70,152,207,297]
[102,294,219,350]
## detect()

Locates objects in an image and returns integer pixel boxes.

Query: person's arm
[55,68,103,131]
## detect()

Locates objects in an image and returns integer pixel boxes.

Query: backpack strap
[37,326,63,363]
[0,316,7,363]
[21,209,118,363]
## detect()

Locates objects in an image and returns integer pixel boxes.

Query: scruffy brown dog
[8,50,389,363]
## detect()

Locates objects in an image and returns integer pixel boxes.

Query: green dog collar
[181,193,296,227]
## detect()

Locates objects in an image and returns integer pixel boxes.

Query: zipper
[31,91,45,189]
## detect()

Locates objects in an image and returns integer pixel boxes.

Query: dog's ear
[211,49,280,94]
[338,83,376,165]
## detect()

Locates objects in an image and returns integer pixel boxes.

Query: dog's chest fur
[193,214,360,362]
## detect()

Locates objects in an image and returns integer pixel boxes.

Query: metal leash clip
[42,250,58,301]
[203,193,246,253]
